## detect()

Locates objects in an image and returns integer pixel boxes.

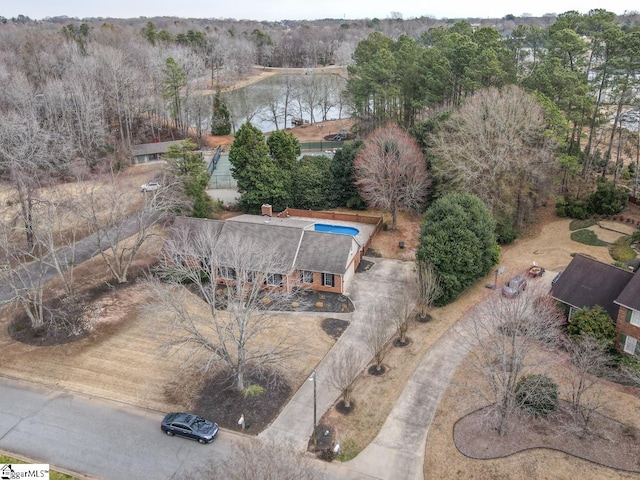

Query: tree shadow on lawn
[165,369,292,434]
[454,402,640,473]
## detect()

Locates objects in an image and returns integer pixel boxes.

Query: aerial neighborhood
[0,6,640,480]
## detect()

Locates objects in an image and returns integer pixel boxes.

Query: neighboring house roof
[174,216,355,276]
[131,140,184,157]
[550,254,634,319]
[615,272,640,312]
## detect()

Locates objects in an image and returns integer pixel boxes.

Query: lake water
[221,74,350,133]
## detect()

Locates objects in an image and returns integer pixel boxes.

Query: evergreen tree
[211,89,231,135]
[229,122,290,212]
[166,140,212,218]
[329,141,364,208]
[162,57,187,131]
[417,192,498,306]
[292,155,331,210]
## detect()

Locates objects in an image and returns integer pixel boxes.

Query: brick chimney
[261,204,273,217]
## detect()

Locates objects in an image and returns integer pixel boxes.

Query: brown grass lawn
[0,161,335,418]
[2,157,640,479]
[0,237,334,418]
[320,204,640,479]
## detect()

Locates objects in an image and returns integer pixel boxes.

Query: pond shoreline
[199,64,348,95]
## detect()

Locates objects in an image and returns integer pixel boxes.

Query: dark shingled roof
[615,272,640,312]
[294,231,354,275]
[217,221,304,273]
[172,216,355,276]
[550,254,634,319]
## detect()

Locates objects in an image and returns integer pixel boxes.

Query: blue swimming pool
[314,223,359,236]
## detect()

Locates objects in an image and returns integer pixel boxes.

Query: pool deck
[227,214,377,251]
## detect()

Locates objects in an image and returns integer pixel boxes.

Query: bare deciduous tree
[0,223,49,329]
[365,306,393,373]
[327,347,364,409]
[416,259,441,319]
[147,218,302,392]
[0,96,73,250]
[32,191,81,297]
[392,282,417,344]
[562,335,613,437]
[80,171,177,284]
[431,85,557,231]
[460,284,564,436]
[91,44,146,151]
[355,122,430,230]
[0,184,93,333]
[180,439,325,480]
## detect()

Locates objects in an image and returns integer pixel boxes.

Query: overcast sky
[2,0,637,22]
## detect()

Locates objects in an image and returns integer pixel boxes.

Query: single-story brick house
[172,207,380,295]
[550,254,640,357]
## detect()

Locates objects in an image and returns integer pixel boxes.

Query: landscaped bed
[454,403,640,472]
[426,346,640,480]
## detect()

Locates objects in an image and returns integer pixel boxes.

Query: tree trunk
[236,347,246,391]
[602,99,624,177]
[17,180,35,251]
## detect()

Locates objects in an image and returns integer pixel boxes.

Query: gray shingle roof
[218,221,304,273]
[172,216,354,276]
[131,140,185,157]
[615,272,640,312]
[550,254,634,319]
[295,231,354,274]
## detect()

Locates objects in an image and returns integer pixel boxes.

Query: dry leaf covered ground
[320,205,640,479]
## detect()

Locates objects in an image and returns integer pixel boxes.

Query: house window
[265,273,283,286]
[322,273,335,287]
[244,270,257,283]
[631,310,640,328]
[624,335,638,356]
[300,270,314,284]
[219,267,236,279]
[199,258,212,274]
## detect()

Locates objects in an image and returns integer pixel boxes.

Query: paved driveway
[344,322,470,480]
[259,257,415,451]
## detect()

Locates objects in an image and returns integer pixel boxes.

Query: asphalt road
[0,377,250,479]
[0,210,162,306]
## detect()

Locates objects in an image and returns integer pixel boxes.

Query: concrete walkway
[344,318,471,480]
[260,255,478,480]
[334,275,556,479]
[259,258,415,451]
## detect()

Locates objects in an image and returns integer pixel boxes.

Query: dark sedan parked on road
[161,412,219,444]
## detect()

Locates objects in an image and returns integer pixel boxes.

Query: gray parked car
[161,412,219,445]
[502,275,527,298]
